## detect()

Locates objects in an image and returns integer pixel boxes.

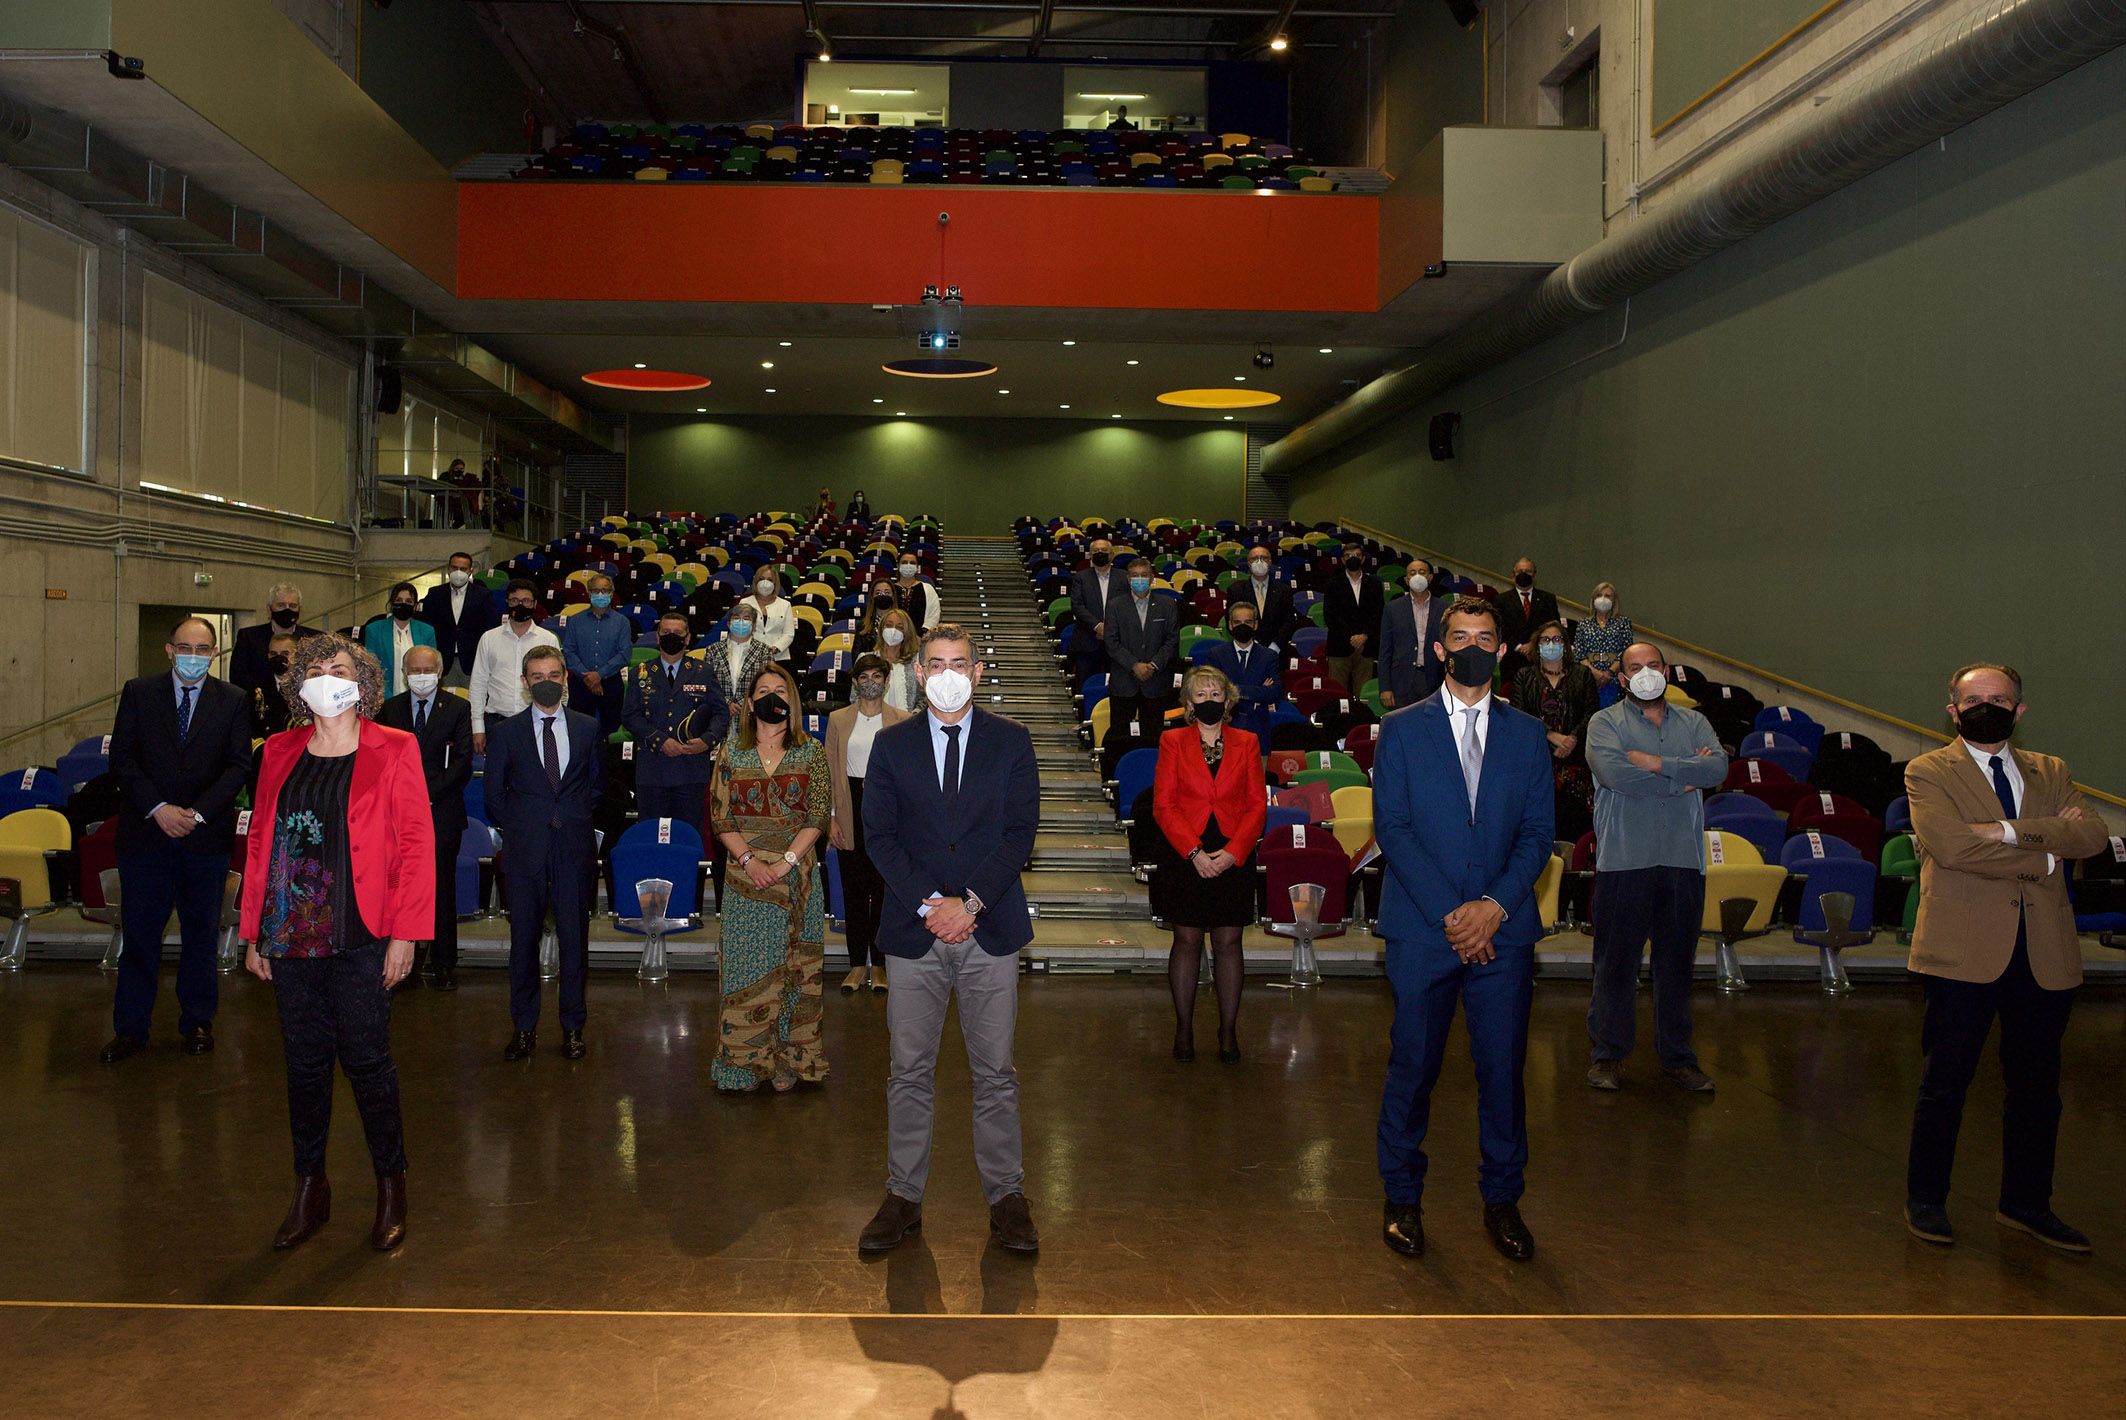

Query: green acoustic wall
[358,0,532,168]
[628,416,1249,532]
[1289,44,2126,795]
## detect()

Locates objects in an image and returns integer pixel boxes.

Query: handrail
[0,556,461,755]
[1334,516,2125,809]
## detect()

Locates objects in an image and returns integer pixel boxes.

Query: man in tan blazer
[1904,663,2108,1253]
[826,654,914,994]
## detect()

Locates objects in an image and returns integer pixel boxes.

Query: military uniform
[622,654,729,839]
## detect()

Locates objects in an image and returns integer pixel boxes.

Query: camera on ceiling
[1252,348,1274,371]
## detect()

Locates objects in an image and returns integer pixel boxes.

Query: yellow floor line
[0,1300,2118,1323]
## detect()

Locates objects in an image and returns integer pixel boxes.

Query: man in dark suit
[1377,557,1447,709]
[422,550,499,688]
[622,610,728,841]
[1323,544,1385,696]
[1199,602,1283,739]
[1104,556,1179,741]
[856,624,1042,1257]
[1372,597,1555,1263]
[376,644,475,991]
[100,616,255,1062]
[1225,543,1297,649]
[482,645,603,1061]
[229,582,318,708]
[1495,556,1561,658]
[1067,535,1121,682]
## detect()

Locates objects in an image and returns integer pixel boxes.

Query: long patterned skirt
[712,854,828,1090]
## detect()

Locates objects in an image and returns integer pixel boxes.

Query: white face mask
[1627,667,1667,702]
[756,580,777,599]
[881,627,904,647]
[300,673,362,719]
[923,667,973,713]
[1593,596,1615,615]
[446,569,471,588]
[899,562,920,578]
[1250,560,1270,577]
[406,672,440,699]
[1407,575,1428,594]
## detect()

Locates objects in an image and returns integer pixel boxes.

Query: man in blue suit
[1372,596,1556,1263]
[1199,602,1283,738]
[856,624,1043,1257]
[483,644,603,1062]
[1376,556,1446,710]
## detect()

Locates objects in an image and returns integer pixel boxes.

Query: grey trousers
[884,939,1024,1206]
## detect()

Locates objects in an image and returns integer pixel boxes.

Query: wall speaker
[1443,0,1483,28]
[1428,412,1460,461]
[375,366,402,415]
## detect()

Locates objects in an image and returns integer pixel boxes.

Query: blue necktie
[1989,755,2017,819]
[177,686,194,745]
[415,698,429,735]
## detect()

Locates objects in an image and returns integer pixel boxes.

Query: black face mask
[1090,552,1111,567]
[659,632,688,655]
[509,605,535,623]
[751,692,791,725]
[528,679,565,709]
[1344,558,1365,573]
[1446,644,1498,689]
[1513,571,1534,589]
[270,609,299,629]
[391,603,416,621]
[1229,623,1256,645]
[268,654,290,676]
[1956,702,2017,744]
[1191,700,1227,726]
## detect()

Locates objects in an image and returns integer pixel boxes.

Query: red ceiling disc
[582,369,711,391]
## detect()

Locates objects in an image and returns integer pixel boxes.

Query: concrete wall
[627,416,1249,533]
[1288,42,2126,796]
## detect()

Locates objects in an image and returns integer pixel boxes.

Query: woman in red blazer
[1151,665,1267,1063]
[239,634,433,1255]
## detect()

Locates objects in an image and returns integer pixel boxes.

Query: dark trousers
[1377,938,1534,1206]
[113,838,228,1040]
[429,823,463,972]
[271,938,407,1177]
[841,779,886,969]
[636,782,707,843]
[1907,929,2074,1212]
[504,833,593,1032]
[1111,690,1170,739]
[1589,865,1707,1069]
[571,678,624,739]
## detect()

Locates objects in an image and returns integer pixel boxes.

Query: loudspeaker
[1443,0,1483,28]
[375,366,402,415]
[1428,412,1460,462]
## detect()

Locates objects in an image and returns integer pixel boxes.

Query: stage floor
[2,965,2121,1416]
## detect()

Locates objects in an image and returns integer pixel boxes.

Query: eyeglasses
[923,658,973,673]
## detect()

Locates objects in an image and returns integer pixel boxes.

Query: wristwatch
[738,850,755,867]
[782,850,800,866]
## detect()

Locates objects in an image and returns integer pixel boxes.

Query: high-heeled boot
[273,1174,331,1250]
[371,1172,407,1251]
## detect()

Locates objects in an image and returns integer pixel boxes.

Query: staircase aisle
[943,535,1152,930]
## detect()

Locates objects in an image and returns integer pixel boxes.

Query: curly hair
[1179,664,1237,705]
[278,632,384,721]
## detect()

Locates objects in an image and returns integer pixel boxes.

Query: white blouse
[745,596,796,657]
[847,709,885,779]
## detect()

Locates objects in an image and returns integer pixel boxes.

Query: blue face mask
[1129,576,1151,596]
[728,619,753,639]
[173,654,211,682]
[588,592,613,610]
[1537,640,1565,664]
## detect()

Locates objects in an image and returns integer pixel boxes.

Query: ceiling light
[1062,340,1076,347]
[1156,387,1281,410]
[881,358,998,379]
[765,388,777,393]
[1223,414,1235,421]
[632,362,647,369]
[850,89,916,96]
[1318,347,1334,354]
[695,407,706,413]
[895,411,906,416]
[872,397,884,403]
[1059,404,1071,409]
[778,341,792,347]
[997,388,1010,395]
[1270,36,1289,52]
[1110,414,1121,419]
[583,368,711,392]
[1077,92,1146,101]
[817,50,832,63]
[1234,375,1247,381]
[760,361,774,369]
[1126,359,1139,366]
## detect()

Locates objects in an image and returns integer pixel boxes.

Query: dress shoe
[1382,1202,1424,1257]
[840,967,868,994]
[1218,1036,1242,1064]
[180,1026,214,1056]
[1484,1201,1536,1263]
[859,1192,923,1253]
[1586,1060,1620,1091]
[1905,1199,1954,1245]
[560,1029,586,1060]
[503,1029,536,1062]
[273,1174,331,1250]
[989,1192,1040,1255]
[431,967,458,992]
[1172,1033,1195,1063]
[1996,1206,2091,1254]
[99,1035,146,1065]
[1663,1064,1715,1093]
[868,972,888,995]
[371,1172,407,1251]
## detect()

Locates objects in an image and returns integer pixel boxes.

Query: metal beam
[1027,0,1055,57]
[564,0,667,121]
[1241,0,1303,56]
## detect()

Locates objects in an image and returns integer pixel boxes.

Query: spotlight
[1253,348,1275,370]
[1269,36,1289,52]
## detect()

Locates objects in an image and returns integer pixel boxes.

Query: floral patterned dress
[260,751,357,958]
[708,737,832,1089]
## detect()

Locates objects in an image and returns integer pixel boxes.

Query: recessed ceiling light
[632,363,647,369]
[997,388,1010,395]
[1234,375,1247,382]
[761,361,774,369]
[1223,415,1235,421]
[895,411,906,416]
[850,88,917,96]
[872,397,884,404]
[1062,340,1076,347]
[1059,403,1070,409]
[1110,414,1121,419]
[1318,347,1334,354]
[765,388,777,393]
[1126,359,1139,366]
[695,407,706,413]
[1077,92,1146,101]
[779,341,792,347]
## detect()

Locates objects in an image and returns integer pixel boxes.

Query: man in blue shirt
[560,573,633,738]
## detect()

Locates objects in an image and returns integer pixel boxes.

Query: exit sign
[44,589,66,600]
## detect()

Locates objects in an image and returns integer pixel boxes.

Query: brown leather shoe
[858,1192,922,1253]
[989,1192,1039,1255]
[273,1174,331,1250]
[371,1172,407,1251]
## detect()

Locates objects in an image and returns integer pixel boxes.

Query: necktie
[1460,704,1483,817]
[415,698,429,735]
[1989,755,2017,819]
[941,724,961,806]
[668,664,677,688]
[177,686,195,745]
[1522,592,1532,620]
[542,714,561,789]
